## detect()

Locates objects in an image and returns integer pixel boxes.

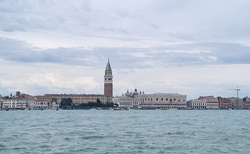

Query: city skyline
[1,0,250,99]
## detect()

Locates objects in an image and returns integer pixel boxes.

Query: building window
[174,98,176,101]
[166,98,168,101]
[161,98,163,101]
[156,98,158,101]
[151,98,152,101]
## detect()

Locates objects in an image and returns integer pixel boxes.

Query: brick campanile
[104,59,113,100]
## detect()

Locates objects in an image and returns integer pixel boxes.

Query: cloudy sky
[1,0,250,99]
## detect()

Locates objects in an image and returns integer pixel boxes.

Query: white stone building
[113,95,133,109]
[139,93,187,109]
[113,89,187,109]
[29,101,49,109]
[228,97,243,109]
[2,99,26,109]
[197,96,219,109]
[51,102,59,109]
[0,97,50,110]
[188,99,207,109]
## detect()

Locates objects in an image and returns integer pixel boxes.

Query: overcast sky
[1,0,250,99]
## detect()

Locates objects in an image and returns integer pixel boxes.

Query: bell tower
[104,59,113,100]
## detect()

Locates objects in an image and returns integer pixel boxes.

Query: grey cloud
[0,0,93,33]
[1,0,250,43]
[1,38,250,69]
[188,42,250,64]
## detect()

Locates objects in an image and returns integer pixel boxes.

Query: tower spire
[105,58,112,72]
[104,59,113,102]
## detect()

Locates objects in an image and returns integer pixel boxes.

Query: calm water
[0,110,250,154]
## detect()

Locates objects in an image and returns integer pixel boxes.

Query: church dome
[133,88,139,95]
[125,90,131,97]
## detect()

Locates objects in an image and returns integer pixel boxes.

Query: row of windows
[119,103,133,105]
[192,106,207,109]
[34,102,47,105]
[56,97,105,101]
[192,103,206,106]
[142,104,186,106]
[143,98,185,102]
[133,102,139,105]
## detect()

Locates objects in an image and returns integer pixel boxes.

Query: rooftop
[105,59,112,72]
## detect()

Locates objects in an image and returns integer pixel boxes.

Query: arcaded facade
[139,93,187,109]
[113,89,187,109]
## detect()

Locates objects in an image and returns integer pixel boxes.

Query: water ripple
[1,110,250,153]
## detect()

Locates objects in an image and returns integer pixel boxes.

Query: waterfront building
[30,101,49,109]
[0,96,58,110]
[227,97,243,109]
[217,97,232,109]
[2,99,26,109]
[198,96,219,109]
[51,101,60,109]
[113,94,133,109]
[35,94,107,105]
[113,89,187,109]
[243,97,250,109]
[140,93,187,109]
[27,97,50,109]
[188,99,207,109]
[113,89,140,109]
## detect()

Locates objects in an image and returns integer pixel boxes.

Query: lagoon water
[1,110,250,154]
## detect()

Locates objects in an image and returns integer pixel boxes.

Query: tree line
[58,98,115,109]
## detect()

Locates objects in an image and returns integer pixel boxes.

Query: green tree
[51,98,57,104]
[60,98,73,109]
[76,99,114,109]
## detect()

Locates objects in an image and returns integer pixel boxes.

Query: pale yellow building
[35,94,107,105]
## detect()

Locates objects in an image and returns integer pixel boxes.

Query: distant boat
[113,108,122,110]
